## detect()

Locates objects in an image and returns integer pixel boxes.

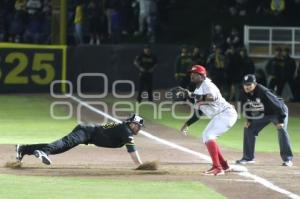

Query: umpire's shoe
[236,159,255,165]
[16,144,24,161]
[282,161,293,167]
[34,150,52,165]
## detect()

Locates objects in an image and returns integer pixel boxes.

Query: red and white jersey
[193,78,232,118]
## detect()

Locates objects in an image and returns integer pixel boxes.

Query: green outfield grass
[0,95,227,199]
[0,95,76,144]
[0,174,225,199]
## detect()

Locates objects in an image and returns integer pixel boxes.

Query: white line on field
[69,95,300,199]
[217,179,256,182]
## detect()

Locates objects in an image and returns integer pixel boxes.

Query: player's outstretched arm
[129,151,143,166]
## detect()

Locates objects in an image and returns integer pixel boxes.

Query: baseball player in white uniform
[180,65,238,176]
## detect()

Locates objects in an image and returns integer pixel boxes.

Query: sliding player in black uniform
[16,115,144,167]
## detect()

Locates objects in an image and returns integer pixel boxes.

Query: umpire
[236,74,293,166]
[16,115,144,166]
[134,45,157,102]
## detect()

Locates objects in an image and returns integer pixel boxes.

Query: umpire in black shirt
[134,45,157,102]
[16,115,144,167]
[236,74,293,166]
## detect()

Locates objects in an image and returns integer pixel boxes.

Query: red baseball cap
[189,65,207,75]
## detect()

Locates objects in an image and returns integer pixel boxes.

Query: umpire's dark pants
[21,125,93,156]
[242,105,293,162]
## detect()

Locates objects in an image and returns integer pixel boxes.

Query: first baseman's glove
[169,86,189,101]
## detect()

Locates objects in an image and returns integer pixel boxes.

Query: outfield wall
[0,43,180,93]
[67,45,180,92]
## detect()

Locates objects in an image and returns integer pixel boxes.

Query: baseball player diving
[180,65,238,176]
[15,115,146,167]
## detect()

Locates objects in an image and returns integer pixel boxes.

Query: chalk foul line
[69,95,300,199]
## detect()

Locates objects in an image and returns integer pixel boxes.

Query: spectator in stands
[283,48,297,100]
[9,11,26,43]
[239,47,255,76]
[229,0,249,16]
[266,47,285,95]
[206,45,227,95]
[134,45,157,102]
[211,24,226,51]
[88,0,104,45]
[256,68,267,86]
[119,0,133,35]
[135,0,155,39]
[43,0,52,13]
[111,9,122,44]
[15,0,27,13]
[226,27,242,50]
[26,0,42,15]
[270,0,285,15]
[156,0,171,31]
[191,46,205,65]
[0,6,5,41]
[226,45,242,101]
[23,13,43,43]
[23,0,43,43]
[0,0,15,41]
[174,46,193,89]
[39,0,52,44]
[147,0,158,43]
[74,0,84,44]
[131,0,140,34]
[256,0,270,15]
[104,0,121,38]
[8,0,27,43]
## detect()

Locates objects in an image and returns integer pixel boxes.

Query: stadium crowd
[216,0,300,17]
[0,0,51,44]
[174,24,300,101]
[0,0,175,44]
[1,0,299,101]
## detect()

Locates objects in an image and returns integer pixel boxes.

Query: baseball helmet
[125,114,144,127]
[189,65,207,75]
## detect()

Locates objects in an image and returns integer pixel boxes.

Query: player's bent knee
[202,134,217,143]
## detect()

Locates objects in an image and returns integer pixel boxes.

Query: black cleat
[33,150,52,165]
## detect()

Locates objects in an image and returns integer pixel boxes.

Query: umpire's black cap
[243,74,256,85]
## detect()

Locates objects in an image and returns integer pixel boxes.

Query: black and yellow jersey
[87,122,137,152]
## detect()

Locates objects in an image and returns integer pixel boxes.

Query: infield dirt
[0,100,299,199]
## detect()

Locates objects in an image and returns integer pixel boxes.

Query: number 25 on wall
[2,52,55,85]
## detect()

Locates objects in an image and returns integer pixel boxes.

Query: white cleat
[33,150,52,165]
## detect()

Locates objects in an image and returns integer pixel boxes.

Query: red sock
[216,144,226,164]
[206,139,221,169]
